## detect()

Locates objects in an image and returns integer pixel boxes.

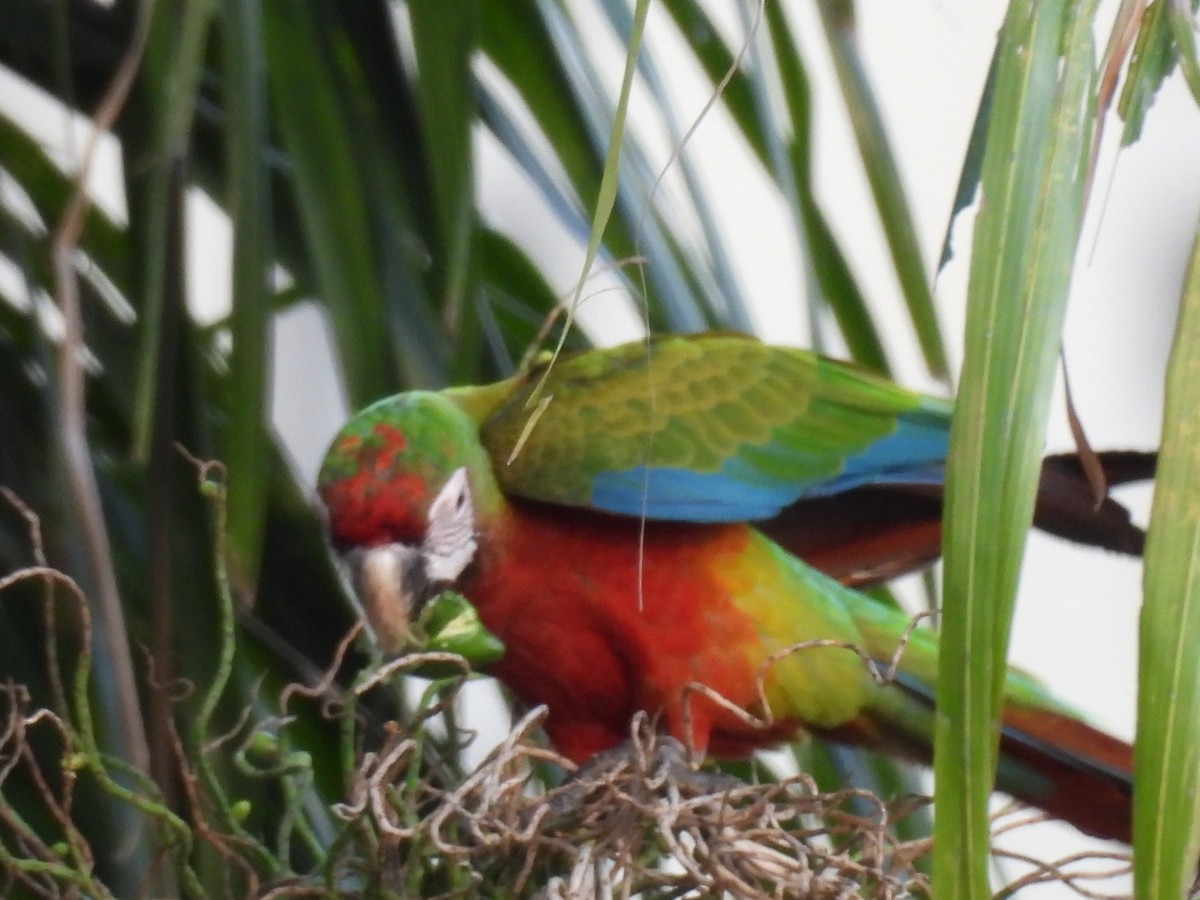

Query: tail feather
[818,679,1133,843]
[759,489,944,586]
[1034,451,1156,555]
[762,449,1156,587]
[770,451,1151,841]
[997,706,1132,843]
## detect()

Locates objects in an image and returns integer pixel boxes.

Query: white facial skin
[422,467,478,584]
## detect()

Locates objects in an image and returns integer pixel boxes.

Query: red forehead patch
[322,424,430,548]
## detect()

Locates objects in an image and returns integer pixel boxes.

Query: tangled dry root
[327,708,929,898]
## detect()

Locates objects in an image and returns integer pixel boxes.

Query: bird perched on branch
[319,333,1150,843]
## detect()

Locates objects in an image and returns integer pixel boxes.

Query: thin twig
[48,0,155,855]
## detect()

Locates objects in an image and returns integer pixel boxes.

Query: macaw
[318,333,1143,843]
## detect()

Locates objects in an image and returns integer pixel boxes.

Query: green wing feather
[477,334,953,522]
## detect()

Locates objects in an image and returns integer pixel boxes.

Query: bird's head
[318,391,498,652]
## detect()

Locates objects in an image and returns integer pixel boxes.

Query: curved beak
[343,544,431,655]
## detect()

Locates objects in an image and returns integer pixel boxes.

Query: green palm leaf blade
[935,2,1097,895]
[218,0,273,590]
[763,2,890,374]
[408,0,479,326]
[1134,219,1200,899]
[261,0,446,401]
[813,0,947,380]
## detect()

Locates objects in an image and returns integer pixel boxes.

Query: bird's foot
[543,714,743,822]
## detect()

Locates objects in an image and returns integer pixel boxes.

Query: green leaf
[659,0,891,371]
[416,590,505,670]
[220,0,273,591]
[481,2,711,333]
[935,2,1097,895]
[408,0,479,325]
[472,226,580,376]
[128,0,218,457]
[1118,1,1177,145]
[261,0,407,403]
[0,111,130,290]
[1134,217,1200,899]
[815,0,948,380]
[480,2,605,214]
[657,0,769,165]
[1167,0,1200,111]
[937,50,998,273]
[764,2,889,374]
[599,0,752,332]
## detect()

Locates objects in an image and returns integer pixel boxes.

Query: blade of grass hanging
[544,0,712,332]
[934,2,1096,896]
[1134,218,1200,900]
[565,0,647,320]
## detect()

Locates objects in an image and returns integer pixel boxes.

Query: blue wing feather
[589,405,952,522]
